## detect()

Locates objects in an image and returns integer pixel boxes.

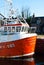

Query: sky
[0,0,44,17]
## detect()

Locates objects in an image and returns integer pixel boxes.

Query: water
[0,54,44,65]
[34,54,44,65]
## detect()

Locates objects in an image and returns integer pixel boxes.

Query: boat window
[4,27,7,32]
[16,26,18,32]
[18,26,21,32]
[8,27,11,32]
[21,26,24,32]
[16,26,21,32]
[24,27,26,32]
[26,27,28,31]
[12,27,15,32]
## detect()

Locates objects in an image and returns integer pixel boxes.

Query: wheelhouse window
[8,27,11,32]
[21,26,24,32]
[4,27,7,32]
[16,26,21,32]
[12,27,15,32]
[16,26,18,32]
[24,27,26,32]
[25,27,28,31]
[21,26,28,32]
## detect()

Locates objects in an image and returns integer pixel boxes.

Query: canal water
[0,54,44,65]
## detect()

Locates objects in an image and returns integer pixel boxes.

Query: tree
[21,7,31,26]
[21,7,30,19]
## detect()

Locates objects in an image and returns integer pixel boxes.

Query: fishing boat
[0,0,37,58]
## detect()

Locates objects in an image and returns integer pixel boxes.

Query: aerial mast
[6,0,14,18]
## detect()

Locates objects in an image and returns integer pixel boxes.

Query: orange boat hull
[0,36,37,58]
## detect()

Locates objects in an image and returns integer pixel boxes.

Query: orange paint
[0,36,37,57]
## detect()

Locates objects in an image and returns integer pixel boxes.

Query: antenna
[6,0,12,8]
[5,0,14,18]
[4,0,18,18]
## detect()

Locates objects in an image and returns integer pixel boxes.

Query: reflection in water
[22,58,35,65]
[0,58,35,65]
[0,55,44,65]
[34,55,44,65]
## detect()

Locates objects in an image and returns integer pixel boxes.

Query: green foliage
[26,16,31,26]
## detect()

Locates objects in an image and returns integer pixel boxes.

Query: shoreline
[37,35,44,39]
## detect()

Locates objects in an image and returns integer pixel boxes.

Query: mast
[6,0,14,18]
